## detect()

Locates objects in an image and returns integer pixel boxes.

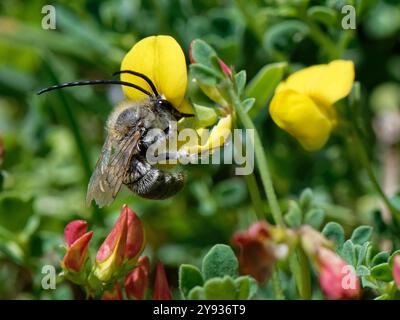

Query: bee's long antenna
[113,70,159,97]
[37,80,152,96]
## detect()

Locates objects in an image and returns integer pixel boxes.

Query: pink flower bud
[64,220,88,247]
[153,262,172,300]
[94,208,128,282]
[101,282,123,300]
[217,58,233,79]
[124,205,145,261]
[393,255,400,288]
[125,256,150,300]
[318,247,360,300]
[62,230,93,273]
[232,221,276,284]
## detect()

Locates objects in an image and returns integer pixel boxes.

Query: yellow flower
[270,60,355,151]
[121,35,193,114]
[180,114,232,155]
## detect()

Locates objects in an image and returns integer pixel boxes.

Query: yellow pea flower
[121,35,193,114]
[270,60,355,151]
[181,114,232,155]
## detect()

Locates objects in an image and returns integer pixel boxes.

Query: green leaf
[190,63,221,86]
[187,286,205,300]
[304,208,325,230]
[361,276,378,289]
[356,242,370,266]
[263,20,309,55]
[202,244,239,280]
[245,62,287,117]
[299,188,314,210]
[190,39,217,69]
[371,263,392,282]
[375,294,390,300]
[372,251,390,266]
[193,104,218,127]
[179,264,204,299]
[203,276,237,300]
[356,265,370,277]
[341,240,355,265]
[235,276,258,300]
[389,250,400,267]
[322,222,345,248]
[234,70,247,96]
[351,226,373,245]
[284,201,302,228]
[242,98,256,113]
[307,6,338,27]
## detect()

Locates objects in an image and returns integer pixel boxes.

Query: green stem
[244,174,265,221]
[232,95,284,227]
[289,248,312,300]
[271,268,285,300]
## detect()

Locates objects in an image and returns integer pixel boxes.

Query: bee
[38,70,192,207]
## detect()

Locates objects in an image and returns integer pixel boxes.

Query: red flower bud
[124,205,145,261]
[64,220,88,247]
[393,255,400,289]
[153,262,172,300]
[217,58,232,79]
[94,208,128,281]
[101,282,123,300]
[318,247,360,300]
[232,221,276,284]
[62,229,93,273]
[125,256,150,300]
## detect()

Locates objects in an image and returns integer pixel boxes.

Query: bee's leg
[139,127,168,150]
[125,157,185,199]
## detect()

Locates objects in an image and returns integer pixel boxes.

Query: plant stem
[232,94,284,227]
[289,248,312,300]
[271,268,285,300]
[244,174,265,221]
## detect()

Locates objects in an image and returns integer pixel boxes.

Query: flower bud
[125,256,150,300]
[317,247,360,299]
[124,206,145,262]
[62,220,93,273]
[232,221,276,284]
[153,262,172,300]
[93,208,128,282]
[300,225,333,258]
[393,255,400,289]
[217,58,233,79]
[64,220,88,247]
[101,282,122,300]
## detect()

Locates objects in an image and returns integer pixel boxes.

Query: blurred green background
[0,0,400,299]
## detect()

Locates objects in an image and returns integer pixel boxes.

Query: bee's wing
[86,131,141,207]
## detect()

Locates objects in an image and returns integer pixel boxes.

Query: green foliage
[179,244,256,300]
[284,189,326,230]
[1,0,400,300]
[202,244,238,280]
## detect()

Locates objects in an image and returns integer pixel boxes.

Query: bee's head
[155,97,193,120]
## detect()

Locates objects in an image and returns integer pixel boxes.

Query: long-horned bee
[38,70,192,207]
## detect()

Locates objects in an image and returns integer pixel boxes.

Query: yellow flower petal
[280,60,355,106]
[270,89,335,151]
[181,115,232,154]
[121,35,188,111]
